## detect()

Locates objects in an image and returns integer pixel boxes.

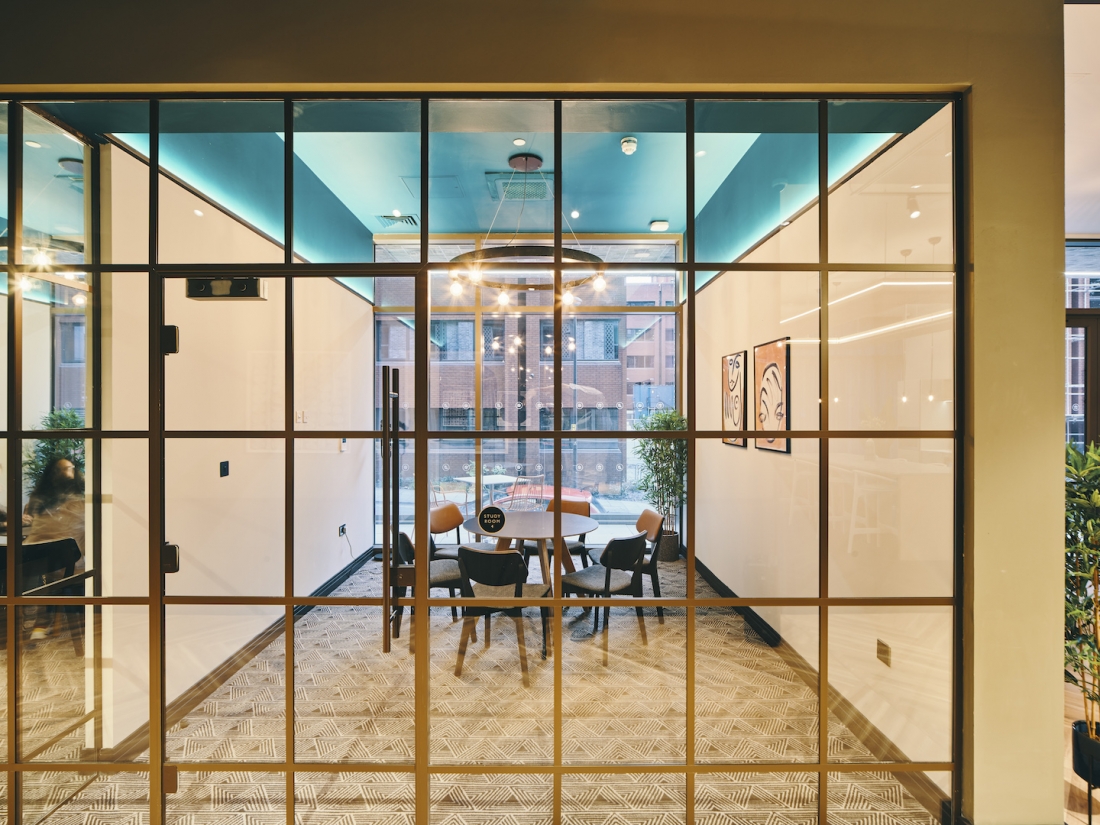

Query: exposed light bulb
[73,294,87,307]
[64,271,75,280]
[497,291,510,306]
[449,281,463,296]
[570,210,580,219]
[593,275,606,292]
[19,277,31,291]
[513,335,523,346]
[562,291,575,306]
[544,346,553,355]
[469,269,482,284]
[901,396,908,403]
[31,250,50,266]
[833,397,839,403]
[928,394,934,402]
[491,340,500,351]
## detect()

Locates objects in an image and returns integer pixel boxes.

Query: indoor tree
[634,409,687,542]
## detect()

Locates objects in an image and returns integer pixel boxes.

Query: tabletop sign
[478,506,506,534]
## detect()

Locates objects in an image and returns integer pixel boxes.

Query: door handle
[161,543,180,574]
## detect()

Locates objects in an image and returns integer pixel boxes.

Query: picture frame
[721,351,747,447]
[754,337,791,454]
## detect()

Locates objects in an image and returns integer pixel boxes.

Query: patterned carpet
[4,558,944,824]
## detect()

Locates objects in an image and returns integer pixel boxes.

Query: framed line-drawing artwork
[721,351,747,447]
[754,337,790,453]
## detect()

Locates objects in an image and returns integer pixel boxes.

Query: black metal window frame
[0,91,967,825]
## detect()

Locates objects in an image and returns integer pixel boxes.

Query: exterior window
[626,355,654,369]
[628,325,656,342]
[541,318,619,361]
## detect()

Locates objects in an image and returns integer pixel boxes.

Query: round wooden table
[462,511,599,586]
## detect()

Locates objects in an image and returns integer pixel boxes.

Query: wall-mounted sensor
[219,461,229,478]
[187,277,267,300]
[620,136,638,155]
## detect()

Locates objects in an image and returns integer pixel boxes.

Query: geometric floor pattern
[1,560,942,824]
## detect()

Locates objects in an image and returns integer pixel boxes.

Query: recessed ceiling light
[780,221,791,227]
[24,140,41,149]
[911,184,921,189]
[695,150,706,157]
[570,210,580,219]
[649,220,669,232]
[193,209,204,217]
[392,209,401,217]
[513,138,526,146]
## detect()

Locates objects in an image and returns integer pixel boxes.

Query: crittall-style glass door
[0,94,962,825]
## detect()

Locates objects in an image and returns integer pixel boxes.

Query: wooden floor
[1068,682,1097,824]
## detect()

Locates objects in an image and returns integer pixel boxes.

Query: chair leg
[651,571,664,622]
[540,607,549,659]
[484,614,491,648]
[449,588,458,621]
[513,615,530,687]
[392,585,407,639]
[635,605,648,646]
[454,615,476,677]
[602,608,610,668]
[592,601,600,634]
[580,547,589,568]
[65,605,85,657]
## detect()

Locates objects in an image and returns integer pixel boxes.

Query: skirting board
[694,557,950,821]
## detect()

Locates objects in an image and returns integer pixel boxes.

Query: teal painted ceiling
[19,100,947,267]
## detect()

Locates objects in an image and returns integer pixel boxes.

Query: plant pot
[656,532,681,561]
[1073,720,1100,786]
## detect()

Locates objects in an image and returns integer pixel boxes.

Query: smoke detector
[620,136,638,155]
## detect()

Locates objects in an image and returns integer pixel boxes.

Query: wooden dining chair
[391,531,464,641]
[560,531,649,641]
[636,509,667,622]
[529,498,593,569]
[454,546,551,687]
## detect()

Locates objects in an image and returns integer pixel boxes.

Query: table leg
[559,540,577,574]
[536,539,552,587]
[495,537,513,553]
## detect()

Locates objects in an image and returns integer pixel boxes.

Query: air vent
[377,214,420,228]
[485,172,555,202]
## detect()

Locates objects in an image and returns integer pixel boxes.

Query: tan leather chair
[636,508,666,622]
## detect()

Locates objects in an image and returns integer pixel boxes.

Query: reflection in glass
[157,100,285,264]
[295,606,413,762]
[562,613,685,765]
[102,272,149,431]
[695,607,819,763]
[828,101,953,265]
[828,272,953,431]
[697,772,817,822]
[431,773,551,824]
[694,437,819,599]
[298,773,414,824]
[1068,326,1086,450]
[23,108,88,266]
[20,605,148,763]
[294,276,375,431]
[828,771,946,824]
[22,771,149,825]
[164,276,286,432]
[563,100,686,244]
[102,438,150,597]
[694,101,819,267]
[293,100,421,264]
[561,773,685,823]
[828,606,953,765]
[428,100,554,262]
[21,274,93,430]
[165,438,284,597]
[829,439,953,598]
[166,606,285,762]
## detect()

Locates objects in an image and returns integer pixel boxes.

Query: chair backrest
[505,474,545,511]
[396,532,417,565]
[636,509,665,543]
[430,502,464,534]
[597,531,648,572]
[547,498,591,518]
[457,546,528,597]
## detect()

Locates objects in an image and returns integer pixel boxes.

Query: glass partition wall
[0,96,962,824]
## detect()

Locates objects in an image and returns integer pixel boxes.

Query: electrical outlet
[219,461,229,477]
[338,524,347,537]
[295,410,309,424]
[876,639,891,667]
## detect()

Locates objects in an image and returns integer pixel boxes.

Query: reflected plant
[634,409,687,532]
[22,408,85,493]
[1067,441,1100,740]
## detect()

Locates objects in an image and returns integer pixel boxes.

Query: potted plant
[634,409,687,560]
[1066,442,1100,787]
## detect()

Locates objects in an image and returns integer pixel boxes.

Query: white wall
[694,123,955,781]
[98,146,375,743]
